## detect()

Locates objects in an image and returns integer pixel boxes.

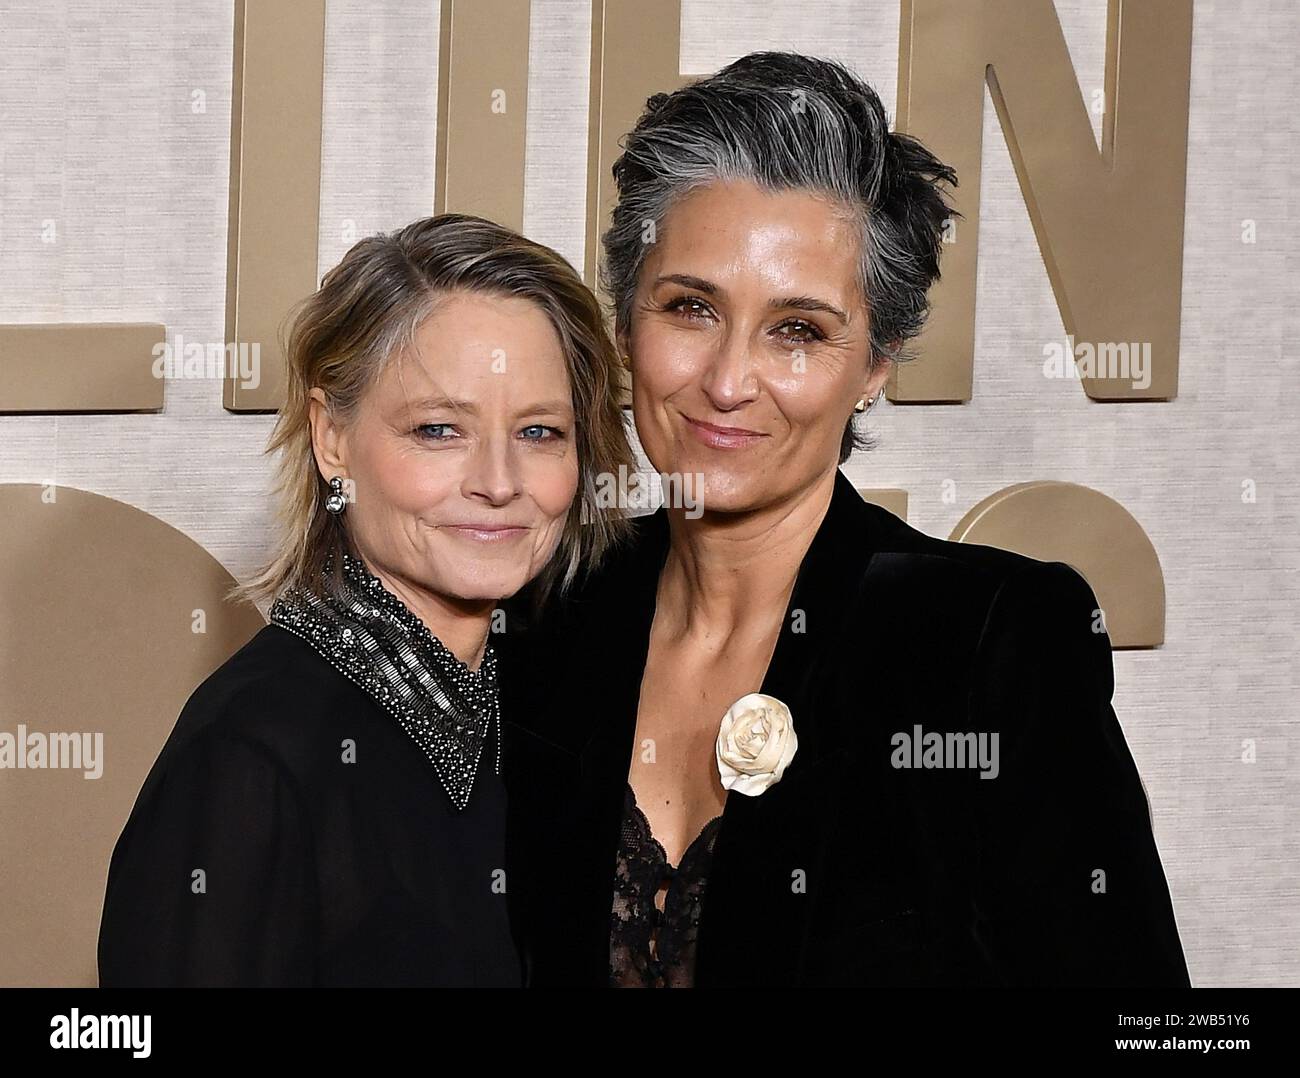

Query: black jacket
[497,467,1191,987]
[97,624,521,987]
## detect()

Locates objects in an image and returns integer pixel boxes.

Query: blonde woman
[97,215,634,986]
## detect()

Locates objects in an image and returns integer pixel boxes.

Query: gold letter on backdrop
[0,324,164,412]
[586,0,694,291]
[586,0,693,402]
[223,0,326,412]
[434,0,531,232]
[225,0,529,411]
[950,481,1165,647]
[895,0,1193,402]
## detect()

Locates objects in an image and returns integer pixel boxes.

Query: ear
[307,387,348,480]
[861,353,894,401]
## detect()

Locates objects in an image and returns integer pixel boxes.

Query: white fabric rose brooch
[715,692,798,796]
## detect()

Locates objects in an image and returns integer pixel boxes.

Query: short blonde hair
[232,214,636,611]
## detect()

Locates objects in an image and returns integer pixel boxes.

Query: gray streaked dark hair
[601,51,961,462]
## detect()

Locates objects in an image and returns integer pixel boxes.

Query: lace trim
[610,782,722,988]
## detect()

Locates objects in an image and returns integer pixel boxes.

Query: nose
[461,432,521,506]
[699,325,760,412]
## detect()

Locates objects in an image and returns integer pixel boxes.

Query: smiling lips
[683,414,767,449]
[444,524,528,543]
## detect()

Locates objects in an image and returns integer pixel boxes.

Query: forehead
[648,179,863,296]
[366,291,571,407]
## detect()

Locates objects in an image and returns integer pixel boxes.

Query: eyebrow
[405,397,573,417]
[651,273,849,324]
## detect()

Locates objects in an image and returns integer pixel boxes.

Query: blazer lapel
[576,468,886,983]
[757,467,884,765]
[695,468,885,983]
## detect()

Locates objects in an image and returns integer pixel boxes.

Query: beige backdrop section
[0,0,1295,987]
[0,485,264,987]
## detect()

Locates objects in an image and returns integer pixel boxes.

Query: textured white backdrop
[0,0,1295,987]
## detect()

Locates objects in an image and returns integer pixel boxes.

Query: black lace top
[610,782,723,987]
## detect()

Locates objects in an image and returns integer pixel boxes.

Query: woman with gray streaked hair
[499,51,1190,988]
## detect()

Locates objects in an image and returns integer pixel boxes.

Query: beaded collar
[268,550,500,812]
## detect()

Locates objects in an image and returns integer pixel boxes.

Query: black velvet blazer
[496,467,1191,987]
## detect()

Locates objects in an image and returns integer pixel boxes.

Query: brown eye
[776,319,824,344]
[665,296,714,320]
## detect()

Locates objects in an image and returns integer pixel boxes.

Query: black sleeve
[97,727,317,987]
[966,560,1192,987]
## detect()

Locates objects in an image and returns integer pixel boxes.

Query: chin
[692,470,767,514]
[435,567,526,604]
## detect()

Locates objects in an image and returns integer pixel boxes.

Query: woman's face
[622,178,888,513]
[311,290,579,606]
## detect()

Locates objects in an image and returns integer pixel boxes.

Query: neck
[356,557,496,671]
[657,468,836,646]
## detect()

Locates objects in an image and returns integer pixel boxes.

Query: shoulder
[866,488,1084,581]
[156,623,370,775]
[179,622,348,729]
[861,497,1052,584]
[868,510,1109,686]
[845,499,1103,652]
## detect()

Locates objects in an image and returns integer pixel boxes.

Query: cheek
[767,368,852,439]
[633,325,706,400]
[525,451,580,520]
[357,442,455,513]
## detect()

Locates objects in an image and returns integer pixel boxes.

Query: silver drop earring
[325,476,348,514]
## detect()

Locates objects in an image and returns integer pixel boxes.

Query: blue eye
[521,425,564,441]
[416,424,457,440]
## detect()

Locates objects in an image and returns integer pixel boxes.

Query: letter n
[896,0,1191,402]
